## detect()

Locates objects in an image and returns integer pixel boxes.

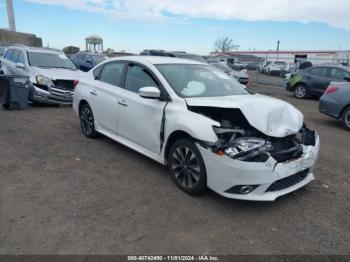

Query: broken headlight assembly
[36,75,54,86]
[223,138,273,160]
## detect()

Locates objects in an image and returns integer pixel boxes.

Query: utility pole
[6,0,16,32]
[276,40,280,60]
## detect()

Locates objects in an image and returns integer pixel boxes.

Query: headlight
[224,138,269,158]
[36,75,54,86]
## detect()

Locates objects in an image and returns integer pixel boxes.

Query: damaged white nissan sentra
[73,56,320,201]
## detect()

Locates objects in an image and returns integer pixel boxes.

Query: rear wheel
[341,106,350,130]
[168,139,207,195]
[79,103,99,138]
[294,85,308,99]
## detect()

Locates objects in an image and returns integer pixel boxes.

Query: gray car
[1,44,81,105]
[209,62,250,85]
[319,79,350,130]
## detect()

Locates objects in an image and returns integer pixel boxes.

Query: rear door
[89,61,126,134]
[306,67,332,96]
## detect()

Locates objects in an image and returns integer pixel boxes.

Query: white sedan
[73,56,320,201]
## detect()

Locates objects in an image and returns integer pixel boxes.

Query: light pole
[276,40,280,60]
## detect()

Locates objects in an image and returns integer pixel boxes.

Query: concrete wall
[0,29,42,47]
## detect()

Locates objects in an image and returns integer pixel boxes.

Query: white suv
[73,56,320,201]
[1,45,80,105]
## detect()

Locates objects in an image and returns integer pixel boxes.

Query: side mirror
[15,62,25,69]
[138,86,161,99]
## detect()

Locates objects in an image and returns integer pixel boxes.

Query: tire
[341,106,350,131]
[168,138,207,195]
[293,84,308,99]
[79,103,99,138]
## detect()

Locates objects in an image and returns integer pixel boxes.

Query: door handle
[90,90,98,96]
[118,100,128,107]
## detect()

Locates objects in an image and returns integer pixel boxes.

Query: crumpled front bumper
[198,133,320,201]
[31,85,74,105]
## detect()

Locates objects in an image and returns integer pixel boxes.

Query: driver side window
[125,64,158,93]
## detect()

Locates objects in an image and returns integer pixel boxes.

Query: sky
[0,0,350,54]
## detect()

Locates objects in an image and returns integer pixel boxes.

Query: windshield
[28,52,77,70]
[275,61,287,65]
[157,64,249,98]
[174,54,207,63]
[91,54,106,64]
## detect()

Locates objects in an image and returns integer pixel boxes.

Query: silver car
[1,44,80,105]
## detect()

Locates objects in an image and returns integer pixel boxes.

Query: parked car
[140,50,171,56]
[140,50,207,63]
[266,61,288,76]
[1,44,80,105]
[168,51,207,63]
[259,61,272,73]
[70,52,107,72]
[231,60,248,70]
[73,56,319,201]
[319,79,350,130]
[209,62,250,85]
[246,61,260,70]
[286,65,350,99]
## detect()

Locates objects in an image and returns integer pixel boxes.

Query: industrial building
[211,50,350,65]
[0,0,42,47]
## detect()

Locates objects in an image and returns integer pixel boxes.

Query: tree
[214,37,234,52]
[63,46,80,54]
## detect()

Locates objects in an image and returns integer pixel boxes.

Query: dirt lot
[1,76,350,255]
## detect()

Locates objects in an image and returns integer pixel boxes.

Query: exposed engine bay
[188,106,316,163]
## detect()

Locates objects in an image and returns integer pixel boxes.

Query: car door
[2,49,17,75]
[12,50,26,76]
[116,63,167,155]
[305,67,331,96]
[90,61,126,134]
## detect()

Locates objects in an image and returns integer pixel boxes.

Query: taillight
[73,80,79,88]
[325,86,338,95]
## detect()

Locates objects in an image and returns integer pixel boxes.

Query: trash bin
[0,75,31,110]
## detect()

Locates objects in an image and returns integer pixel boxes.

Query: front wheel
[294,85,308,99]
[168,139,207,195]
[341,106,350,131]
[79,103,99,138]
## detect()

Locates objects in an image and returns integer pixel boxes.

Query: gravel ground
[0,78,349,255]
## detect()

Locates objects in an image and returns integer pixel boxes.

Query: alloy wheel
[171,146,201,189]
[80,105,94,136]
[294,86,307,98]
[344,110,350,129]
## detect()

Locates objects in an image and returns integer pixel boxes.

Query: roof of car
[9,45,63,54]
[110,55,207,65]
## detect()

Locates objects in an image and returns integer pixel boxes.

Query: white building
[211,50,350,65]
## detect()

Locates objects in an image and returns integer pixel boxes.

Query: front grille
[53,80,74,90]
[266,169,309,192]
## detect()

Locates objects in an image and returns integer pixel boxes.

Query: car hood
[31,67,81,80]
[185,94,303,137]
